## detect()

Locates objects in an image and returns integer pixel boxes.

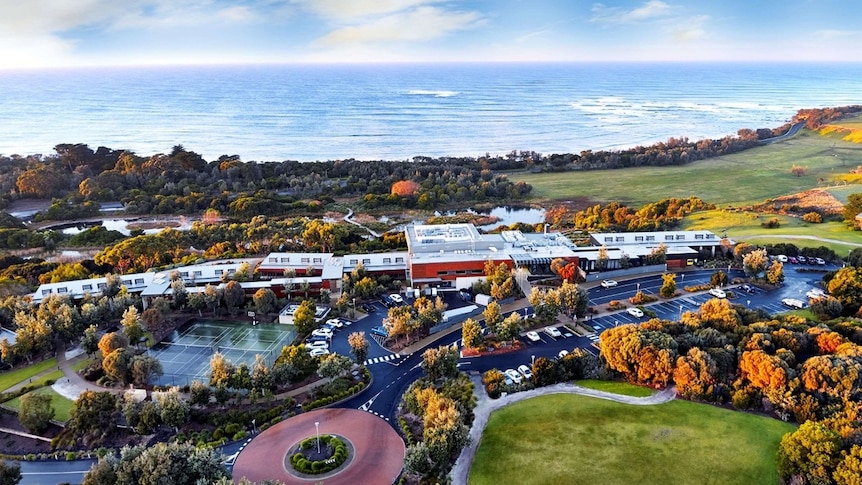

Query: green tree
[130,355,163,389]
[497,312,524,342]
[222,280,244,314]
[659,273,676,298]
[421,345,459,382]
[348,331,369,365]
[81,324,99,357]
[120,306,145,349]
[170,278,188,309]
[461,318,483,349]
[253,288,277,314]
[777,421,842,485]
[103,348,132,384]
[292,299,317,335]
[18,392,54,433]
[189,381,212,407]
[273,344,317,384]
[0,460,22,485]
[69,391,118,442]
[82,442,228,485]
[155,387,189,431]
[842,193,862,224]
[317,353,353,379]
[203,284,221,315]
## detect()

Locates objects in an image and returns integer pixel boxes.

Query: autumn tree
[673,348,719,401]
[743,248,768,279]
[391,180,421,197]
[253,288,277,314]
[766,261,785,285]
[790,164,807,177]
[659,273,676,298]
[777,421,842,485]
[208,352,235,389]
[98,331,128,357]
[120,306,145,349]
[497,312,524,342]
[710,270,728,287]
[482,301,503,335]
[317,353,353,379]
[599,324,678,386]
[828,267,862,313]
[461,318,483,349]
[386,304,418,343]
[103,348,132,384]
[421,345,459,382]
[292,299,317,335]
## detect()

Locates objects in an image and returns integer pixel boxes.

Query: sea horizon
[2,61,861,162]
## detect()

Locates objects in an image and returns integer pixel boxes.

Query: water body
[1,63,861,162]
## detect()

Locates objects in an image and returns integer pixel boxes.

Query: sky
[1,0,861,69]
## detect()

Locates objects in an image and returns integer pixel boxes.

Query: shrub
[760,218,780,228]
[607,300,627,311]
[232,430,248,441]
[212,427,225,441]
[224,423,240,436]
[629,291,657,305]
[802,211,822,223]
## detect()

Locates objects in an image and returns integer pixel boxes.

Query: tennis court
[148,319,296,387]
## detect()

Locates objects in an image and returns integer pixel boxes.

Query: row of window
[267,257,324,264]
[348,257,405,265]
[436,269,484,276]
[178,269,235,278]
[604,233,716,243]
[41,278,146,296]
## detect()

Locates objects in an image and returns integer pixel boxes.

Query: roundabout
[232,408,406,484]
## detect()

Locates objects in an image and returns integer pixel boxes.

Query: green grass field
[576,379,653,397]
[469,394,794,485]
[514,129,862,206]
[5,387,74,423]
[681,209,862,252]
[0,358,58,392]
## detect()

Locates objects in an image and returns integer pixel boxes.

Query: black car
[361,303,376,313]
[380,296,395,308]
[739,284,756,294]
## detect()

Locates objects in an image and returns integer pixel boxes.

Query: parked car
[517,364,533,380]
[525,331,541,342]
[544,326,562,338]
[504,369,523,385]
[325,318,344,328]
[739,284,755,294]
[796,256,807,264]
[776,255,788,263]
[788,256,798,264]
[782,298,805,309]
[306,335,328,344]
[361,303,376,313]
[601,279,618,288]
[389,294,404,304]
[558,349,570,359]
[815,257,826,265]
[806,288,826,300]
[380,297,395,308]
[306,340,329,350]
[627,307,644,318]
[708,288,726,299]
[309,348,330,357]
[370,326,388,337]
[312,328,333,338]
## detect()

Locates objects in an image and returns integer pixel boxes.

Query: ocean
[1,62,861,162]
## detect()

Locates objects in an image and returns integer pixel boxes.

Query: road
[20,263,837,484]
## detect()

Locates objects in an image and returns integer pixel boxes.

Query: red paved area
[233,408,405,484]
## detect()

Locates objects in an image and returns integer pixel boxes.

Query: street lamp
[681,273,685,282]
[637,283,640,292]
[531,355,535,367]
[614,320,619,327]
[252,419,256,434]
[315,421,320,454]
[678,305,683,321]
[352,297,356,318]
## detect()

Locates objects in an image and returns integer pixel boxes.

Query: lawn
[576,379,653,397]
[468,394,794,485]
[0,358,58,392]
[681,209,862,252]
[513,129,862,206]
[5,387,74,423]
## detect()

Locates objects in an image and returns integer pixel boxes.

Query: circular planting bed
[285,434,355,478]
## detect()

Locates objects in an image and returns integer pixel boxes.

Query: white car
[558,349,570,359]
[311,328,333,338]
[517,364,533,380]
[309,348,330,357]
[525,331,541,342]
[504,369,523,385]
[708,288,726,299]
[306,340,329,349]
[544,326,562,338]
[815,257,826,265]
[389,294,404,304]
[782,298,805,309]
[806,288,826,300]
[627,307,644,318]
[325,318,344,328]
[601,279,618,288]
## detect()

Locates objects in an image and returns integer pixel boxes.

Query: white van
[776,255,788,263]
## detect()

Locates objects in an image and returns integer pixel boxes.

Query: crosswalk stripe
[363,353,408,366]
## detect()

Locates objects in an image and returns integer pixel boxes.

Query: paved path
[233,408,404,484]
[342,208,381,238]
[0,427,52,442]
[450,376,676,485]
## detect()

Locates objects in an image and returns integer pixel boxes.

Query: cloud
[315,6,482,46]
[671,15,709,41]
[292,0,442,20]
[812,29,859,40]
[590,1,674,25]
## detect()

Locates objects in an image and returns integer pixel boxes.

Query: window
[280,257,289,263]
[695,234,704,240]
[313,257,322,263]
[215,270,223,276]
[383,258,391,264]
[646,236,655,242]
[665,235,674,241]
[97,283,107,289]
[301,257,310,263]
[604,237,613,243]
[395,257,404,263]
[82,284,92,291]
[615,236,624,242]
[122,280,131,286]
[180,272,189,277]
[635,236,644,242]
[706,234,715,239]
[134,278,145,285]
[228,269,236,274]
[349,259,358,265]
[193,271,202,277]
[676,235,685,240]
[362,258,371,264]
[57,287,68,294]
[42,289,51,295]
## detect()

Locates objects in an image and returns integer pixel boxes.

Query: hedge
[289,435,349,474]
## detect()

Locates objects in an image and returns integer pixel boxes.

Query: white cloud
[217,6,259,23]
[315,6,482,46]
[812,29,859,40]
[671,15,709,41]
[590,1,674,24]
[292,0,442,20]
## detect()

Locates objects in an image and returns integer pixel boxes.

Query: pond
[59,217,195,236]
[476,206,546,227]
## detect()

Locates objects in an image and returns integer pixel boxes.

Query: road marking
[363,353,405,366]
[359,390,383,411]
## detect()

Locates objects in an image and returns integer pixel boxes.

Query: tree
[273,344,317,384]
[790,164,807,177]
[385,304,418,343]
[231,362,252,391]
[777,421,842,484]
[828,267,862,312]
[766,261,785,285]
[250,354,273,392]
[129,355,163,388]
[0,460,22,485]
[482,301,503,335]
[208,352,235,388]
[834,444,862,485]
[82,442,229,485]
[70,391,118,442]
[120,306,145,349]
[203,284,221,315]
[659,273,676,298]
[710,270,728,287]
[170,278,188,309]
[18,392,54,433]
[155,387,189,431]
[497,312,524,342]
[82,324,99,357]
[673,348,719,401]
[421,345,459,382]
[843,193,862,224]
[461,318,483,349]
[348,331,369,365]
[253,288,277,314]
[317,353,353,379]
[189,381,212,407]
[743,248,769,279]
[98,332,128,357]
[292,299,317,335]
[599,324,678,386]
[222,280,245,314]
[103,348,132,384]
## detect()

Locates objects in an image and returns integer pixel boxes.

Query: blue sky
[1,0,860,68]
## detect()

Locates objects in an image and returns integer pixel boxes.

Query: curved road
[736,233,862,247]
